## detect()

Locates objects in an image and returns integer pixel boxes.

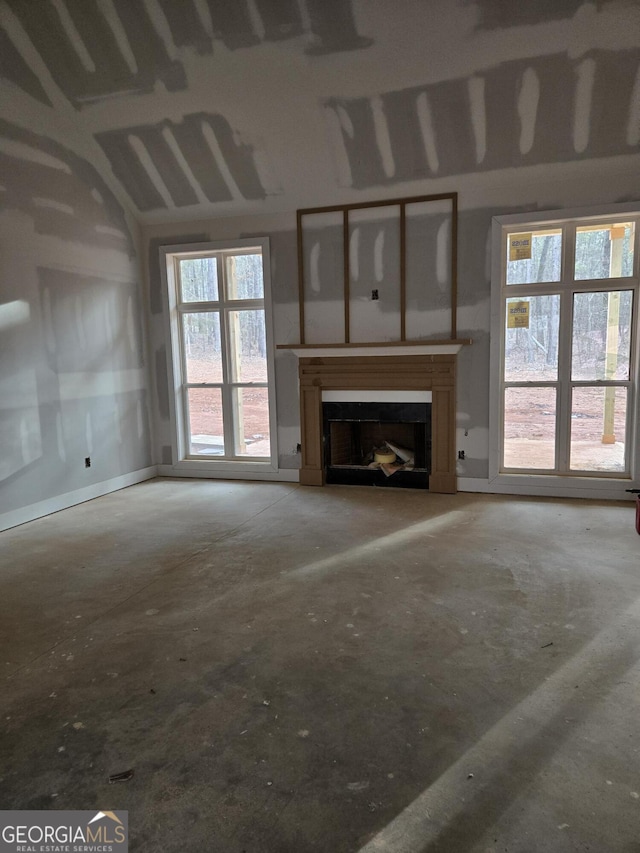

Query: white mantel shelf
[278,339,471,358]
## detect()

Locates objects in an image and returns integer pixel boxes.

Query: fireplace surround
[295,352,457,493]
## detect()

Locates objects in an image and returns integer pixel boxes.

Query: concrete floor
[1,480,639,852]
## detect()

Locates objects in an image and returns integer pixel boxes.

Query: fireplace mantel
[278,339,471,358]
[292,350,460,494]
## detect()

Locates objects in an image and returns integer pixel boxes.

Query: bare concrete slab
[1,480,639,852]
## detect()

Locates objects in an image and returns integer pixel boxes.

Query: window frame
[160,237,280,475]
[489,203,639,497]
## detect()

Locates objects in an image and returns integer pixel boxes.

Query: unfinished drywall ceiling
[0,118,134,254]
[324,48,639,189]
[2,0,638,224]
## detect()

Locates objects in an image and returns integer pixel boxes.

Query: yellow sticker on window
[507,301,530,328]
[509,233,532,261]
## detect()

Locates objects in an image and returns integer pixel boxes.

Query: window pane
[506,230,562,284]
[503,387,556,469]
[226,253,264,299]
[233,387,271,457]
[575,222,634,280]
[570,387,627,472]
[180,257,218,302]
[187,388,224,456]
[505,295,560,381]
[572,291,633,380]
[228,310,267,382]
[182,313,223,382]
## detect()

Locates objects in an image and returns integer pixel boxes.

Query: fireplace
[293,351,458,494]
[323,393,431,489]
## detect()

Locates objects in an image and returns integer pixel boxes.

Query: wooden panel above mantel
[299,354,455,389]
[297,192,459,344]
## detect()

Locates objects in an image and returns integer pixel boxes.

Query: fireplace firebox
[323,401,431,488]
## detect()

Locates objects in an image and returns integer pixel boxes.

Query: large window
[162,239,279,473]
[490,207,638,488]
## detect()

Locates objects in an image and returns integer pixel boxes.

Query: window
[162,239,279,473]
[490,207,638,490]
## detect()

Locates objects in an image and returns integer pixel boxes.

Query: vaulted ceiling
[1,0,639,227]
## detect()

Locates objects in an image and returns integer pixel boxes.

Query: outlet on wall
[85,457,91,468]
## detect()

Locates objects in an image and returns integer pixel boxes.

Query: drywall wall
[0,100,152,530]
[2,0,639,492]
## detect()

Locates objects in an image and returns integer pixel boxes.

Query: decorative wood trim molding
[297,191,459,345]
[400,202,407,341]
[451,191,458,339]
[343,208,350,343]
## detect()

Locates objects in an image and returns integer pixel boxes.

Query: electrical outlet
[458,450,465,460]
[85,456,91,468]
[296,443,301,453]
[371,289,379,300]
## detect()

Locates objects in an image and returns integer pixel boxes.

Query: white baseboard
[0,466,158,533]
[457,476,636,501]
[156,465,300,483]
[457,477,492,493]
